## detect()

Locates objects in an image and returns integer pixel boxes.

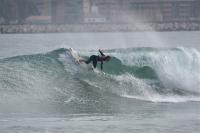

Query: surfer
[79,49,111,70]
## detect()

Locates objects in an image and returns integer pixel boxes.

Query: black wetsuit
[85,51,105,70]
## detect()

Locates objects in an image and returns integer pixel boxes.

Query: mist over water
[1,31,200,59]
[0,32,200,133]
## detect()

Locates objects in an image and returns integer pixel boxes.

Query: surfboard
[69,48,82,64]
[69,48,94,70]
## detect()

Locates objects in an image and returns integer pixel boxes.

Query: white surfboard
[69,48,82,64]
[69,48,94,70]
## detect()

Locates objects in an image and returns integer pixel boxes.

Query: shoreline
[1,22,200,34]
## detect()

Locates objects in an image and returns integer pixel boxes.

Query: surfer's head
[104,56,111,62]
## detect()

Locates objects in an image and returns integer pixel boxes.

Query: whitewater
[0,32,200,133]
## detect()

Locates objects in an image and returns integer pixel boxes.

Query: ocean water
[0,32,200,133]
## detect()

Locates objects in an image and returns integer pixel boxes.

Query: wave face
[0,47,200,113]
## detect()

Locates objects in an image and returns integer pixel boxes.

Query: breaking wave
[0,47,200,113]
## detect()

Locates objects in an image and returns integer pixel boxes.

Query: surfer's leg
[85,55,95,64]
[79,59,86,63]
[92,60,97,68]
[79,57,92,64]
[85,59,91,64]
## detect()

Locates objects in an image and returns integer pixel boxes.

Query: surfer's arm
[99,49,105,56]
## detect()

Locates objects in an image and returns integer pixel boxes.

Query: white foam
[112,47,200,94]
[123,94,200,103]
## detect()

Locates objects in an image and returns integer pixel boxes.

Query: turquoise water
[0,32,200,133]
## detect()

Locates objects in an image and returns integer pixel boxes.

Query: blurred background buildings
[0,0,200,24]
[51,0,200,24]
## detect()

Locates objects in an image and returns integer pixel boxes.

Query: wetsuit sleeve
[99,50,105,56]
[101,61,103,70]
